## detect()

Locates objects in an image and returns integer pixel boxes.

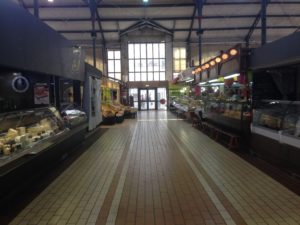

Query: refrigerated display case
[252,100,300,148]
[203,99,251,133]
[61,105,88,129]
[0,107,67,166]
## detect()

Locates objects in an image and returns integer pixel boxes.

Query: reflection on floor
[8,111,300,225]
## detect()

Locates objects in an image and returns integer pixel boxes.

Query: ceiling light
[201,65,206,70]
[229,49,238,56]
[192,71,195,75]
[205,63,210,69]
[215,57,221,63]
[48,0,54,2]
[143,0,149,2]
[222,53,229,60]
[210,61,216,66]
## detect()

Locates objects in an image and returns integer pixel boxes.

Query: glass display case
[202,99,251,132]
[61,104,87,128]
[0,107,67,166]
[252,100,300,148]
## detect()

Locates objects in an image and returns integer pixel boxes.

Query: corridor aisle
[9,111,300,225]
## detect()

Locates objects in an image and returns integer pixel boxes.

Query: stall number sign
[12,75,30,93]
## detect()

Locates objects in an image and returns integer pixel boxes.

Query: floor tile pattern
[8,111,300,225]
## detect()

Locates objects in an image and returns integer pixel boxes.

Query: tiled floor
[8,111,300,225]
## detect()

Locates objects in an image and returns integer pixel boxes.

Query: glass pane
[148,72,153,81]
[128,44,134,59]
[108,73,114,78]
[157,88,167,110]
[149,102,155,110]
[141,60,147,72]
[129,88,138,101]
[141,72,147,81]
[134,44,140,59]
[108,60,115,72]
[174,60,180,71]
[153,59,159,71]
[141,102,147,110]
[108,51,114,59]
[129,73,135,81]
[147,44,153,58]
[148,90,155,101]
[129,60,135,72]
[134,102,138,108]
[115,50,121,59]
[115,60,121,72]
[153,44,159,58]
[135,73,141,81]
[154,72,159,81]
[159,43,165,58]
[180,48,186,58]
[160,72,166,81]
[181,59,186,70]
[141,44,146,58]
[160,59,165,71]
[140,90,147,101]
[135,60,141,72]
[115,73,121,80]
[173,48,180,59]
[147,59,153,72]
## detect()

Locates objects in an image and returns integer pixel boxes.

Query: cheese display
[0,107,66,159]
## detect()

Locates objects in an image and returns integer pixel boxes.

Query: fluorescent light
[199,82,206,85]
[224,73,240,79]
[208,79,218,83]
[48,0,54,2]
[143,0,149,2]
[210,83,224,86]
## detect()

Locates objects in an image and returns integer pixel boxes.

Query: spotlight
[230,49,238,56]
[222,53,229,60]
[215,57,221,63]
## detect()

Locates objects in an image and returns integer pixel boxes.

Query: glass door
[139,89,157,110]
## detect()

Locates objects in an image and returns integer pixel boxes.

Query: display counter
[0,107,88,204]
[202,99,251,133]
[252,100,300,148]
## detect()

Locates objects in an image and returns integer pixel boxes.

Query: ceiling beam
[25,1,300,9]
[41,14,300,22]
[244,0,270,46]
[59,26,299,34]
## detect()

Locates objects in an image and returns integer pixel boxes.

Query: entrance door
[139,88,157,110]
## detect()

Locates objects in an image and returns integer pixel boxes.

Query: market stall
[250,32,300,173]
[192,46,251,134]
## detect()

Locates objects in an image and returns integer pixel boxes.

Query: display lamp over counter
[222,53,229,60]
[215,57,221,63]
[230,49,238,56]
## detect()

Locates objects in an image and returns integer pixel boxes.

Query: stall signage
[11,75,29,93]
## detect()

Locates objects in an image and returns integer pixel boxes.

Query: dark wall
[0,0,85,81]
[0,72,51,113]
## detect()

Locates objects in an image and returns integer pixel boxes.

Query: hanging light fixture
[192,71,196,75]
[229,49,238,56]
[222,53,229,60]
[201,65,206,70]
[215,57,221,63]
[210,61,216,66]
[205,63,210,69]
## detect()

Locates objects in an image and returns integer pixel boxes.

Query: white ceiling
[15,0,300,45]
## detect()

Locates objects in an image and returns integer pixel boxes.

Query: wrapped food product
[3,145,11,155]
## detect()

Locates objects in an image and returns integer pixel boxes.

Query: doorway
[139,88,157,110]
